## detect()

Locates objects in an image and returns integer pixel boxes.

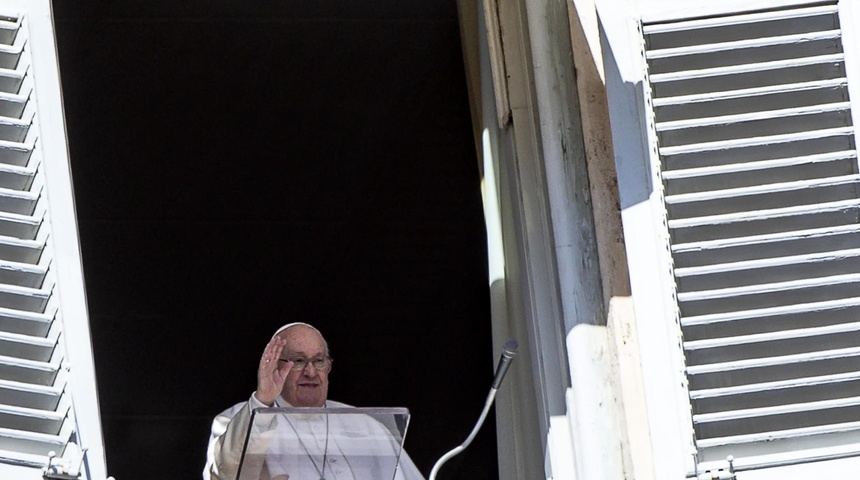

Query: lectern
[236,407,411,480]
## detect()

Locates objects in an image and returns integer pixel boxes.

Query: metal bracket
[697,456,736,480]
[42,444,86,480]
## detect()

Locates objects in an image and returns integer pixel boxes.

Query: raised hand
[256,336,293,406]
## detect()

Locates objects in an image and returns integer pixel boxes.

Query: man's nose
[302,363,318,377]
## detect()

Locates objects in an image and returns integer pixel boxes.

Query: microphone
[428,339,519,480]
[491,339,519,390]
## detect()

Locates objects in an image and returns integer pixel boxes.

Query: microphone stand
[428,340,518,480]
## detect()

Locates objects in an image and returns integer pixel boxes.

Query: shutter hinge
[42,444,86,480]
[697,456,736,480]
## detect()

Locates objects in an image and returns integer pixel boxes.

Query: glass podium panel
[237,407,410,480]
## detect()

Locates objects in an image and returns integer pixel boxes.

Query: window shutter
[641,0,860,473]
[0,2,106,480]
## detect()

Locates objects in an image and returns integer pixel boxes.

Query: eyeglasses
[279,355,332,372]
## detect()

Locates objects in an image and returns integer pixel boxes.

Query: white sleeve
[204,394,269,480]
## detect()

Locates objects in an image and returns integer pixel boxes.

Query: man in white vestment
[264,406,412,480]
[204,323,424,480]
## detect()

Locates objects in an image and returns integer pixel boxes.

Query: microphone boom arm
[427,389,497,480]
[428,340,518,480]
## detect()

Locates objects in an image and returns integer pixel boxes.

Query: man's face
[277,325,331,407]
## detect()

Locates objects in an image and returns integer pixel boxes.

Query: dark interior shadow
[51,2,498,478]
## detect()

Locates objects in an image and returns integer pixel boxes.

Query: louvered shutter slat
[0,68,25,95]
[0,188,42,216]
[0,355,57,385]
[0,264,47,289]
[0,6,105,478]
[648,30,843,60]
[685,321,860,350]
[697,420,860,448]
[675,248,860,277]
[685,346,860,375]
[643,4,838,33]
[691,370,860,399]
[0,307,54,338]
[654,78,849,108]
[673,224,860,256]
[649,54,845,84]
[0,165,35,191]
[660,127,854,156]
[0,93,29,120]
[0,377,61,410]
[665,151,857,181]
[642,0,860,470]
[0,18,20,46]
[0,215,39,240]
[666,174,860,205]
[0,400,66,434]
[0,331,53,361]
[0,46,23,71]
[658,102,851,133]
[694,396,860,424]
[0,142,35,167]
[0,421,69,456]
[682,297,860,327]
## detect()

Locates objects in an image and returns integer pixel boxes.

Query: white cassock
[265,409,414,480]
[204,394,425,480]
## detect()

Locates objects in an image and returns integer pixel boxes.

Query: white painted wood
[695,396,860,423]
[605,0,860,475]
[0,422,69,455]
[639,0,835,24]
[687,346,860,375]
[649,54,844,83]
[664,150,855,180]
[680,273,860,303]
[660,127,854,156]
[666,174,859,204]
[642,4,837,33]
[691,371,860,399]
[523,0,624,477]
[838,0,860,136]
[734,455,860,480]
[687,321,860,353]
[673,223,860,253]
[0,1,107,479]
[668,199,860,229]
[653,79,848,107]
[647,30,841,59]
[698,421,860,448]
[657,102,851,132]
[597,0,697,476]
[546,404,576,480]
[476,0,568,477]
[675,247,860,277]
[682,296,860,327]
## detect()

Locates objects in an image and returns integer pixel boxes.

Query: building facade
[459,0,860,478]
